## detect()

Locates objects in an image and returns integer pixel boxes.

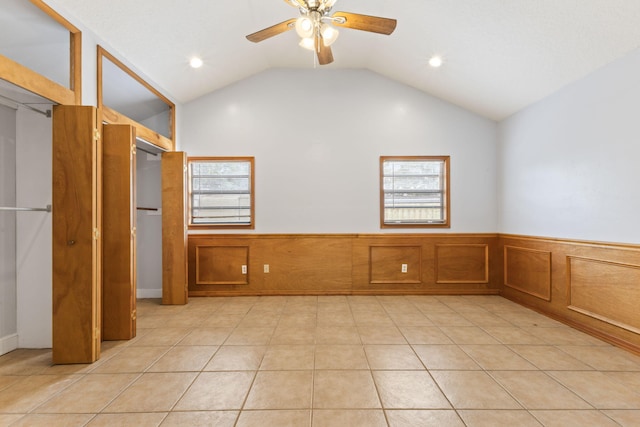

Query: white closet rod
[135,137,164,156]
[137,146,159,156]
[0,205,51,212]
[0,94,51,118]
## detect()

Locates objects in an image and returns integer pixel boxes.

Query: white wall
[139,109,172,141]
[498,47,640,244]
[0,104,17,355]
[16,107,52,348]
[182,69,498,234]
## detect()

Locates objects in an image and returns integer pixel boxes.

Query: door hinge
[131,144,136,156]
[93,228,100,240]
[93,129,100,142]
[131,227,136,238]
[131,309,137,321]
[94,327,101,340]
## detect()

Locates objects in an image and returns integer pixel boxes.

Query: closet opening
[135,136,165,301]
[98,44,187,323]
[102,128,167,341]
[0,79,55,355]
[102,125,185,345]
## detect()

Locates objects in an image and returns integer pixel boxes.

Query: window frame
[188,156,255,230]
[380,155,451,229]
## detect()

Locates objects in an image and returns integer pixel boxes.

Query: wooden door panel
[52,105,100,364]
[162,152,188,304]
[102,124,136,340]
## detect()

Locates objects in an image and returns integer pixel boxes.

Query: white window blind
[189,159,253,226]
[381,157,449,226]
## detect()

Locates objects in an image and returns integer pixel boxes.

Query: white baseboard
[137,288,162,299]
[0,334,18,356]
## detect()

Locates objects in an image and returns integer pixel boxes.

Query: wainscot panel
[435,244,489,284]
[188,234,500,296]
[503,245,551,301]
[567,256,640,335]
[370,246,422,284]
[499,234,640,354]
[195,246,249,285]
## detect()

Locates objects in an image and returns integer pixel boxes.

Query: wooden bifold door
[162,151,188,305]
[52,105,102,364]
[52,111,188,363]
[102,124,137,340]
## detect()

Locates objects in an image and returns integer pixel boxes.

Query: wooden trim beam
[0,55,75,105]
[101,106,172,151]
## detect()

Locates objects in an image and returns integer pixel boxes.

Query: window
[380,156,450,228]
[188,157,254,229]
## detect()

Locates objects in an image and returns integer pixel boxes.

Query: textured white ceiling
[46,0,640,120]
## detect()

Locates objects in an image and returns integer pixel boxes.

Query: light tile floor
[1,295,640,426]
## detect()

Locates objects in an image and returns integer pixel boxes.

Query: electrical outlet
[264,264,269,273]
[401,264,408,273]
[242,265,247,274]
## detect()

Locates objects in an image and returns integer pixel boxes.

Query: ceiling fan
[246,0,397,65]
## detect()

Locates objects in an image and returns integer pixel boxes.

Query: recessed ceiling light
[428,55,443,68]
[190,57,203,69]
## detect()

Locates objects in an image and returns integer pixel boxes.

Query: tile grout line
[234,297,287,426]
[309,297,318,427]
[382,295,463,425]
[2,296,640,425]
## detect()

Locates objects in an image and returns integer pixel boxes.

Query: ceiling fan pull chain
[313,36,318,68]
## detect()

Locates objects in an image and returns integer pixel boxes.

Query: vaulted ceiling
[48,0,640,120]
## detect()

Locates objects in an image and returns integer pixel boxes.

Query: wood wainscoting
[187,232,640,353]
[188,234,500,297]
[499,234,640,353]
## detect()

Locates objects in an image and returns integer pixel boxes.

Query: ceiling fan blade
[246,18,297,43]
[332,12,397,35]
[317,41,334,65]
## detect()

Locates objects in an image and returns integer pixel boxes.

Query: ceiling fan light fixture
[295,16,315,38]
[320,23,339,46]
[299,37,316,51]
